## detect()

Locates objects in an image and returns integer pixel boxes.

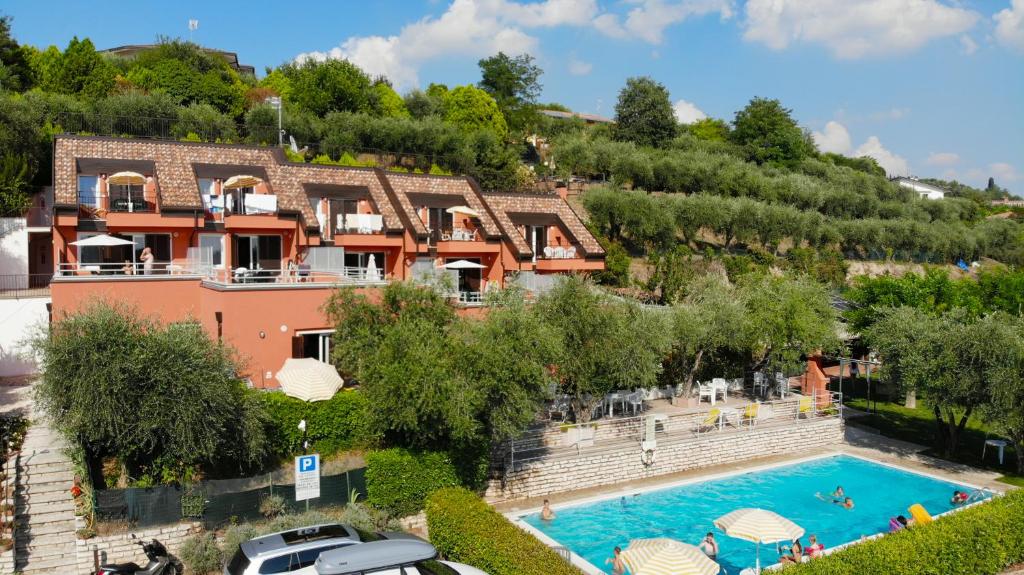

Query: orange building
[49,136,605,387]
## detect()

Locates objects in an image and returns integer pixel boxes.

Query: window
[527,225,548,261]
[294,543,357,570]
[298,331,333,363]
[198,234,224,268]
[235,235,282,270]
[344,251,385,271]
[257,553,294,574]
[108,183,146,212]
[77,175,100,207]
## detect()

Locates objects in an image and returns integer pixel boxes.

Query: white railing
[55,261,194,277]
[336,213,384,234]
[457,291,484,305]
[203,266,386,286]
[540,246,579,259]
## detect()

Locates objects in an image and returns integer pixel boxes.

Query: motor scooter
[96,536,182,575]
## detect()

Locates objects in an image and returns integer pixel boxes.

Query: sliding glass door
[234,235,282,271]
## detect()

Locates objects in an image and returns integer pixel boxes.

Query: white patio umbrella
[365,254,381,281]
[275,358,344,402]
[445,205,480,217]
[620,538,719,575]
[107,171,146,185]
[443,259,485,269]
[714,508,804,574]
[223,174,263,190]
[70,234,135,247]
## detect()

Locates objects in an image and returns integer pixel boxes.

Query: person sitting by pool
[889,515,909,532]
[605,546,625,575]
[805,535,824,559]
[541,499,556,521]
[778,539,803,564]
[699,532,719,561]
[951,490,970,506]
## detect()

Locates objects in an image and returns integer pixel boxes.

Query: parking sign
[295,454,320,502]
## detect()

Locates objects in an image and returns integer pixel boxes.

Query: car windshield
[226,548,251,575]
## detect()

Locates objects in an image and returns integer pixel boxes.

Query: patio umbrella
[714,508,804,574]
[70,234,135,247]
[443,259,485,269]
[275,358,344,402]
[620,538,719,575]
[107,171,146,185]
[365,254,381,281]
[223,174,263,190]
[445,205,480,217]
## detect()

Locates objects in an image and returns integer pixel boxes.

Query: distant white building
[892,176,948,200]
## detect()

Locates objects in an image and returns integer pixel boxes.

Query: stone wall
[74,522,201,575]
[487,417,844,501]
[0,456,15,575]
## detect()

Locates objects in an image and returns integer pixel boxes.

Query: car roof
[314,539,438,574]
[240,524,361,559]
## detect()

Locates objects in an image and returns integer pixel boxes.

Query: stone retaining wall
[487,417,844,501]
[75,522,201,575]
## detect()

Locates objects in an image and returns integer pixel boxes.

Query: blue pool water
[522,455,989,574]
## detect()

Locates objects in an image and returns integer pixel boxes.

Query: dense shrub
[786,490,1024,575]
[364,448,460,517]
[178,531,222,575]
[260,390,373,458]
[426,487,583,575]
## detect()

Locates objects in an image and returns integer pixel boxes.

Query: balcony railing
[109,190,154,213]
[457,291,484,305]
[539,246,579,259]
[0,274,53,298]
[26,207,53,228]
[334,213,384,235]
[56,262,194,277]
[428,227,479,245]
[205,266,386,286]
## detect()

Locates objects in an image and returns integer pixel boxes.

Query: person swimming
[951,490,970,506]
[541,499,556,521]
[605,546,625,575]
[833,497,855,510]
[815,485,847,504]
[778,539,803,564]
[699,532,719,561]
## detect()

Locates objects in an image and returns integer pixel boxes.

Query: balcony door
[426,207,453,244]
[234,235,282,271]
[527,225,548,262]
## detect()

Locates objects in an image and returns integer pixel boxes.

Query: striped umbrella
[275,358,343,402]
[714,508,804,574]
[223,174,263,190]
[620,538,719,575]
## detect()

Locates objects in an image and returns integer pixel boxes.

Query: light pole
[265,96,283,147]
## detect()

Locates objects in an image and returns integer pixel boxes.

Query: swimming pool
[519,454,990,574]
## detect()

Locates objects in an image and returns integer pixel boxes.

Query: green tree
[844,269,983,333]
[614,77,677,148]
[477,52,542,134]
[0,15,32,90]
[403,88,444,119]
[32,302,268,482]
[173,103,238,142]
[368,79,410,118]
[730,97,814,166]
[536,276,671,421]
[866,307,1000,458]
[53,37,116,98]
[279,58,371,116]
[0,152,32,216]
[443,85,508,139]
[688,118,731,142]
[979,314,1024,473]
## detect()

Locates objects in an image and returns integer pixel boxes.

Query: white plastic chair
[543,246,554,258]
[627,391,645,415]
[698,383,715,405]
[566,246,577,258]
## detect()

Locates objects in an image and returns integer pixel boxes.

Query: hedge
[364,448,459,517]
[261,390,374,458]
[425,487,584,575]
[785,489,1024,575]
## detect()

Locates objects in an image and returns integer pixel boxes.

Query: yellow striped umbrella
[223,174,263,190]
[108,171,146,185]
[714,508,804,573]
[620,538,719,575]
[275,358,343,402]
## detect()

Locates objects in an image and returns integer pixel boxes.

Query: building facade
[48,136,604,387]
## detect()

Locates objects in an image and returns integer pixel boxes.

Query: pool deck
[495,424,1012,515]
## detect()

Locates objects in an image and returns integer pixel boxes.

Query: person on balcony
[140,247,155,275]
[121,260,134,275]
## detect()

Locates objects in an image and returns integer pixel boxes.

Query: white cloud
[990,162,1021,182]
[568,55,593,76]
[742,0,980,58]
[812,121,852,154]
[296,0,600,88]
[854,136,910,176]
[960,34,978,55]
[673,99,707,124]
[591,0,734,44]
[995,0,1024,52]
[926,152,960,167]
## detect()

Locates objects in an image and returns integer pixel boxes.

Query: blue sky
[5,0,1024,193]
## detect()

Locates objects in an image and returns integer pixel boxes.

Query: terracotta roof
[53,137,404,229]
[482,192,605,258]
[383,173,502,238]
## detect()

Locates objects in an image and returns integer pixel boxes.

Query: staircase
[13,422,78,574]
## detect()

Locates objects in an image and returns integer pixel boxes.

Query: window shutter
[291,336,303,358]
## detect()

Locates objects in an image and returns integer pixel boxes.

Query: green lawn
[844,397,1022,487]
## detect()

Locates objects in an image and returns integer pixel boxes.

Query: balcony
[204,192,278,217]
[333,213,384,235]
[56,261,200,278]
[202,266,388,289]
[77,191,156,219]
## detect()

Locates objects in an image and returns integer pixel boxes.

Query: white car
[224,524,487,575]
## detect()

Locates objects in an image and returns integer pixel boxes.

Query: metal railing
[108,190,154,213]
[504,391,843,470]
[457,291,484,305]
[204,266,386,286]
[0,274,53,298]
[55,261,189,277]
[25,207,53,228]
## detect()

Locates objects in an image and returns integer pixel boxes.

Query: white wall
[0,297,48,377]
[1,218,29,285]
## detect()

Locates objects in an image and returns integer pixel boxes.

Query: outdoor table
[718,406,739,431]
[606,392,627,416]
[983,439,1008,465]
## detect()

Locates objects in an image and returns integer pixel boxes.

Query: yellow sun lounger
[909,503,933,525]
